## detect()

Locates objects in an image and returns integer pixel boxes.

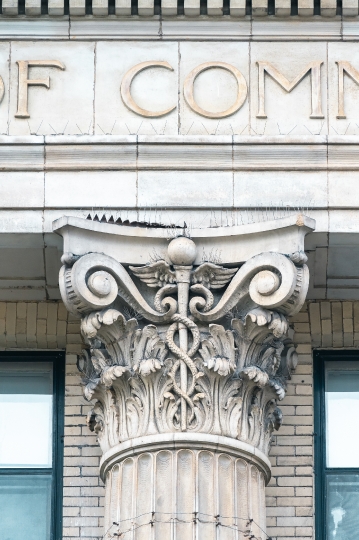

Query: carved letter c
[120,61,176,118]
[183,62,248,119]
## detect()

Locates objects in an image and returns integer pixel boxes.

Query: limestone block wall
[0,299,356,539]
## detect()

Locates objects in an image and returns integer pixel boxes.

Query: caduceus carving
[130,236,237,431]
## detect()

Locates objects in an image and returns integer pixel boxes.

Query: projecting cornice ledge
[1,135,359,171]
[1,18,359,41]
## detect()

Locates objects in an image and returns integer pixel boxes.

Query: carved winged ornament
[59,235,309,456]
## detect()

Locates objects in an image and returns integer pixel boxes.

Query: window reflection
[325,370,359,468]
[327,475,359,540]
[0,363,53,468]
[0,475,52,540]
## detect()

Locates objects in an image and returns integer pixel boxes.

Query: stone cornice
[1,134,359,171]
[2,17,359,41]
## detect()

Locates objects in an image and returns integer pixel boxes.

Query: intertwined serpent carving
[166,313,202,423]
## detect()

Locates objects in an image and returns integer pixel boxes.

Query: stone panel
[0,44,10,135]
[234,170,328,208]
[0,172,44,207]
[9,42,95,136]
[137,170,233,207]
[95,41,178,136]
[328,42,359,135]
[250,42,328,136]
[328,170,359,207]
[179,42,250,136]
[45,171,137,208]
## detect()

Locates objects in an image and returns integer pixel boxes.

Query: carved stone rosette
[55,215,313,540]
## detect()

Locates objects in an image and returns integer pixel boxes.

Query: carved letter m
[256,61,324,119]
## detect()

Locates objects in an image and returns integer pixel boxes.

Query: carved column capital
[55,214,315,539]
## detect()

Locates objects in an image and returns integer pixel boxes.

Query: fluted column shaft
[101,435,270,540]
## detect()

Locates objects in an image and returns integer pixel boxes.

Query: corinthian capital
[55,214,314,458]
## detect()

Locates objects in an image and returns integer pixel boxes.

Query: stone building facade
[1,7,359,540]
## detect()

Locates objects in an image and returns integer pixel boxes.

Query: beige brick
[320,301,331,320]
[16,302,27,319]
[296,466,313,476]
[63,527,80,537]
[309,303,321,346]
[296,526,313,536]
[321,318,332,348]
[63,507,80,517]
[6,303,16,335]
[295,365,312,374]
[16,319,26,334]
[16,334,27,347]
[266,486,295,497]
[344,331,354,347]
[354,302,359,332]
[296,386,313,396]
[294,322,310,333]
[47,303,58,335]
[296,507,313,516]
[296,426,313,435]
[332,301,343,347]
[343,301,353,319]
[296,344,312,354]
[57,319,67,336]
[37,318,46,335]
[277,501,312,513]
[290,312,309,323]
[58,302,68,321]
[277,456,312,466]
[267,507,295,516]
[277,477,312,487]
[343,318,353,333]
[66,344,82,354]
[37,302,48,319]
[26,303,37,338]
[266,526,295,535]
[0,302,6,318]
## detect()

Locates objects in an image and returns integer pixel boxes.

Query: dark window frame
[314,350,359,540]
[0,351,65,540]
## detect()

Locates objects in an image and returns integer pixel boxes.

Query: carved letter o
[120,61,176,118]
[183,62,248,119]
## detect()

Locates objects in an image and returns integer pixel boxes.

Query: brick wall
[0,300,357,540]
[267,300,359,540]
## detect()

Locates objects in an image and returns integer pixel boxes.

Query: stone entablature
[0,41,359,137]
[55,214,314,539]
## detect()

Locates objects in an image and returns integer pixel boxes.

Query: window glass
[0,475,52,540]
[327,475,359,540]
[325,369,359,468]
[0,362,53,468]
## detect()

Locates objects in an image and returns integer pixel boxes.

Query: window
[0,352,65,540]
[314,351,359,540]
